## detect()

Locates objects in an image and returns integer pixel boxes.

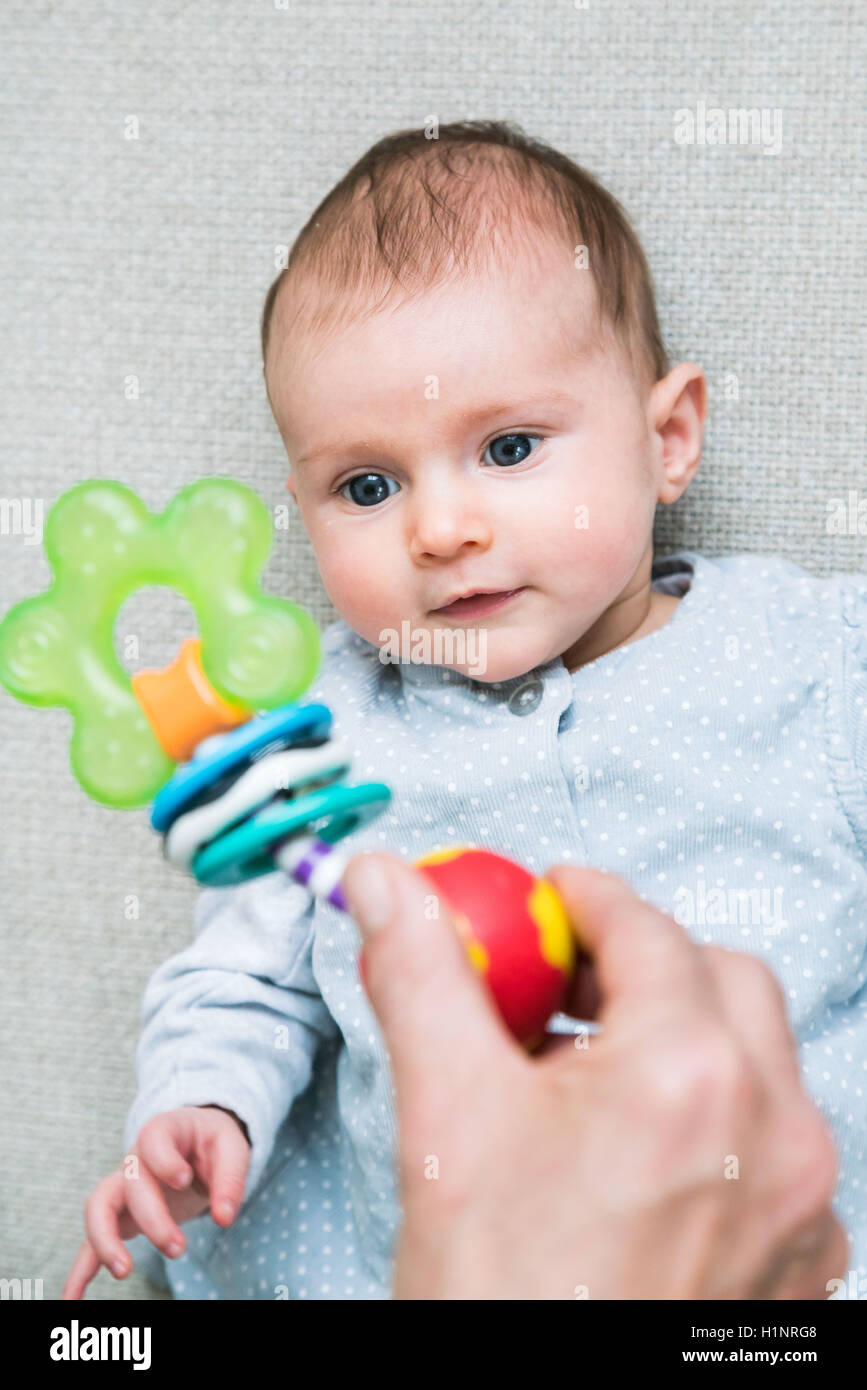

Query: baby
[66,120,867,1300]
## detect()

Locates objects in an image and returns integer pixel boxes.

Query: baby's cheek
[538,478,650,598]
[315,536,396,636]
[526,475,616,559]
[582,469,653,551]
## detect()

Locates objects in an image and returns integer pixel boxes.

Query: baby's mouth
[431,588,527,620]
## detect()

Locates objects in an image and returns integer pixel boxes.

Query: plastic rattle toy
[0,476,579,1048]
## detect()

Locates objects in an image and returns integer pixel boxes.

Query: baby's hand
[61,1104,251,1300]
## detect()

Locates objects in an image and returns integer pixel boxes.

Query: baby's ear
[649,363,706,503]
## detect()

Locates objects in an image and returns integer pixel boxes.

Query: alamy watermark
[825,491,867,536]
[0,497,43,545]
[673,882,787,936]
[50,1321,151,1369]
[827,1270,867,1300]
[378,621,488,677]
[674,101,783,155]
[0,1276,43,1298]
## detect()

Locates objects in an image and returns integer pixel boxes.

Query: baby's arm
[122,869,339,1204]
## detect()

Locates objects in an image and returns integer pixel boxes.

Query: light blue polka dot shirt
[124,550,867,1299]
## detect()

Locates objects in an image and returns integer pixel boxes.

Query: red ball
[413,847,575,1049]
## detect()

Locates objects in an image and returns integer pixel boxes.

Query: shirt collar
[394,644,566,708]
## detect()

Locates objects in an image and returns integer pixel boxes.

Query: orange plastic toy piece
[132,637,251,764]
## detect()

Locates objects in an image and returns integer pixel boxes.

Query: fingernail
[112,1259,128,1277]
[175,1169,191,1187]
[166,1240,184,1258]
[217,1201,235,1222]
[341,856,394,935]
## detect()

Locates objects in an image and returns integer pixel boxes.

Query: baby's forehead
[270,243,604,384]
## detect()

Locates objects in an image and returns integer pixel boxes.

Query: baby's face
[267,245,670,682]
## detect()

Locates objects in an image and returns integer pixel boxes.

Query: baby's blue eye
[483,434,543,467]
[338,435,543,506]
[339,473,400,507]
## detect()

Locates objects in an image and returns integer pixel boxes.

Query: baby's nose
[407,491,493,560]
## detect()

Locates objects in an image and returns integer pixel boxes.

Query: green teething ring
[0,478,321,807]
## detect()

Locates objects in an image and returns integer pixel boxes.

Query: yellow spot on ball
[529,879,575,974]
[466,937,490,974]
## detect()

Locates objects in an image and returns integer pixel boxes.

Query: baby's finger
[82,1173,140,1280]
[190,1114,250,1225]
[123,1162,188,1258]
[61,1239,102,1301]
[136,1119,193,1190]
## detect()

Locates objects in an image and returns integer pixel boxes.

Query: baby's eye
[338,473,400,507]
[482,433,544,467]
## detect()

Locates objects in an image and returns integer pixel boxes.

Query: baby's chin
[449,644,555,685]
[408,621,558,685]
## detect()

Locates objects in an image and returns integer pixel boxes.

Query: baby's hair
[261,119,669,390]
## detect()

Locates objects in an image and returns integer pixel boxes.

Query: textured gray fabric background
[1,1,864,1300]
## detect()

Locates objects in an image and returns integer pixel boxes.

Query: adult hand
[341,853,849,1300]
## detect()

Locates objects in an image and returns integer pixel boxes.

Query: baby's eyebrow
[296,390,578,469]
[453,389,579,425]
[296,438,383,469]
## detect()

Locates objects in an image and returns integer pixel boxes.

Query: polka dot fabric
[124,550,867,1298]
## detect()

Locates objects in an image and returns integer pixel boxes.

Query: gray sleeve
[121,871,338,1202]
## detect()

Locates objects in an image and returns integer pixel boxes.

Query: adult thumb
[340,851,515,1093]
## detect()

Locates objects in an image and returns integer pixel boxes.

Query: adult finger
[754,1208,850,1300]
[341,851,520,1099]
[702,945,803,1092]
[544,865,719,1029]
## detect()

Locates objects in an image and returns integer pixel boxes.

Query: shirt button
[508,678,544,716]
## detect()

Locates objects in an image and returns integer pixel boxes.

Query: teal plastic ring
[191,780,392,886]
